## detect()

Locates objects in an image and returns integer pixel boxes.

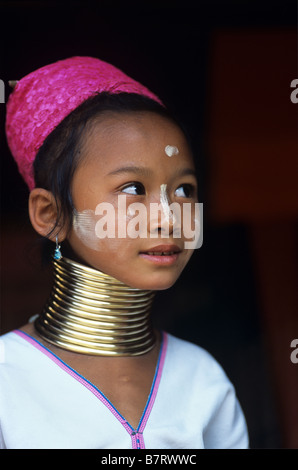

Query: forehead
[81,111,194,168]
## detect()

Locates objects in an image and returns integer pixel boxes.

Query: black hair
[33,92,192,264]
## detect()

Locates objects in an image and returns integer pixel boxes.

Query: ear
[28,188,68,242]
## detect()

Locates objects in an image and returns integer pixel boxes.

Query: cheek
[71,199,141,253]
[179,201,202,250]
[72,209,100,251]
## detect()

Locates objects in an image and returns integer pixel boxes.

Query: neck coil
[35,257,156,356]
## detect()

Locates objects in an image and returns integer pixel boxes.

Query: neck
[35,256,156,356]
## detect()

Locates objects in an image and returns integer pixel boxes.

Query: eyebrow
[107,165,153,177]
[107,165,197,179]
[173,168,197,178]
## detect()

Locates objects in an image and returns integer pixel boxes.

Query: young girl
[0,56,248,449]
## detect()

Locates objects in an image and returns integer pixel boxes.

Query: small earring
[54,235,62,260]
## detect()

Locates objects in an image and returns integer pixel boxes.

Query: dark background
[0,0,297,449]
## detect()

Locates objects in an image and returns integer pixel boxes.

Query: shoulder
[0,329,34,356]
[162,332,249,449]
[163,331,236,413]
[0,330,34,409]
[0,330,26,359]
[0,328,55,381]
[164,332,230,384]
[0,330,36,378]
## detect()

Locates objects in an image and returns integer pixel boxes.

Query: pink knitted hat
[5,56,162,190]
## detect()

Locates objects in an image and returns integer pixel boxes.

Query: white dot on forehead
[165,145,179,157]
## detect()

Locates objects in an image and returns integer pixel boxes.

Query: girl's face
[67,111,199,290]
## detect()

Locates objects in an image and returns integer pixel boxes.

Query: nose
[147,185,175,237]
[148,206,174,236]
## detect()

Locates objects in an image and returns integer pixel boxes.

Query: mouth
[139,244,182,265]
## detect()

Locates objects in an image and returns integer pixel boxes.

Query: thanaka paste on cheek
[72,198,136,251]
[72,209,100,251]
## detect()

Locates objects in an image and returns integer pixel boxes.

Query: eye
[121,182,145,195]
[174,184,194,198]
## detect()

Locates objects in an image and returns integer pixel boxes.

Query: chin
[127,274,179,291]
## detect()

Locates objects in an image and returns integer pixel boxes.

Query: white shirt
[0,329,248,449]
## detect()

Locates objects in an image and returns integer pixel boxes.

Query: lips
[146,251,176,255]
[140,244,182,255]
[139,244,182,265]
